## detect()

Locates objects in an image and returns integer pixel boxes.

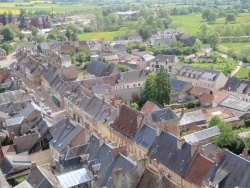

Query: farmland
[236,67,250,79]
[0,1,101,14]
[171,12,250,35]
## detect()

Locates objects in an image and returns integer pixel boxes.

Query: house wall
[176,75,199,87]
[214,73,228,91]
[112,87,142,102]
[30,149,53,165]
[183,180,201,188]
[70,129,86,147]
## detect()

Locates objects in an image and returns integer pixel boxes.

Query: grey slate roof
[132,124,157,150]
[219,96,250,112]
[0,90,25,104]
[151,108,179,123]
[18,102,41,118]
[42,64,59,84]
[49,120,84,153]
[96,153,139,188]
[0,157,13,175]
[171,78,189,92]
[179,109,206,126]
[40,43,50,50]
[120,70,146,84]
[205,149,250,188]
[91,84,111,96]
[223,77,250,94]
[0,100,32,116]
[86,60,115,77]
[148,131,193,177]
[149,54,176,64]
[14,180,33,188]
[183,126,220,144]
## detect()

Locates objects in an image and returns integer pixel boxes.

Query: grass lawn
[220,41,250,52]
[190,58,238,76]
[236,67,250,79]
[77,30,127,41]
[171,12,250,35]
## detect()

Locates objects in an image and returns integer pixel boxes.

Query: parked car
[29,89,35,93]
[42,107,51,115]
[37,86,41,91]
[178,98,186,103]
[40,97,45,102]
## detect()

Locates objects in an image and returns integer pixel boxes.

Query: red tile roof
[189,86,210,96]
[112,104,144,139]
[140,101,160,114]
[199,93,214,103]
[202,107,234,121]
[213,91,230,104]
[60,45,76,52]
[184,154,213,187]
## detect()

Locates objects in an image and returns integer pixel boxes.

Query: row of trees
[202,8,238,23]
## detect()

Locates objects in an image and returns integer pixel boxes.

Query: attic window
[58,143,62,147]
[53,140,57,143]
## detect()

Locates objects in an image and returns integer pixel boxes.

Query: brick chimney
[111,145,127,159]
[177,137,185,150]
[180,108,185,119]
[215,149,222,166]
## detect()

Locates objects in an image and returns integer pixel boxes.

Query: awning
[52,95,60,106]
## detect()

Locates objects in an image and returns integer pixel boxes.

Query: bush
[1,136,13,146]
[245,119,250,127]
[185,100,200,109]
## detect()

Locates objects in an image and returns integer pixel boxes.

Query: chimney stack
[177,137,185,150]
[30,161,36,170]
[215,149,222,166]
[156,125,162,136]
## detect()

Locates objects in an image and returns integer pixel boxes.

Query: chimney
[112,145,127,158]
[177,137,185,150]
[30,161,36,170]
[156,125,162,136]
[215,149,222,166]
[113,168,123,188]
[98,136,105,147]
[180,108,185,119]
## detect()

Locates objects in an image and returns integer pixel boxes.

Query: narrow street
[10,65,63,115]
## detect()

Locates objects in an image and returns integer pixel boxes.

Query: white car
[42,107,51,115]
[29,89,35,93]
[178,98,186,103]
[37,86,41,91]
[40,97,45,102]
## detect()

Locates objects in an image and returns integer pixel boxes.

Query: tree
[215,121,235,148]
[117,65,130,72]
[141,73,157,104]
[202,9,211,21]
[31,26,38,37]
[208,32,220,49]
[138,25,153,40]
[208,115,223,128]
[225,13,236,24]
[0,26,14,41]
[207,12,217,23]
[0,43,14,55]
[155,66,171,106]
[199,23,210,36]
[130,101,139,110]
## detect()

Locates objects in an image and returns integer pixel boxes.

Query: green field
[77,30,127,41]
[218,41,249,53]
[171,12,250,35]
[0,2,101,14]
[236,67,250,79]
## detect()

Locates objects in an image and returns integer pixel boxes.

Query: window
[152,64,155,67]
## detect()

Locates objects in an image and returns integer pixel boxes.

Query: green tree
[208,32,220,49]
[207,12,217,23]
[208,115,223,128]
[199,23,210,36]
[0,26,14,41]
[31,26,38,37]
[225,13,236,24]
[33,36,46,43]
[215,121,235,148]
[1,136,13,146]
[117,65,130,72]
[130,101,139,110]
[155,66,171,106]
[202,9,212,21]
[138,25,153,40]
[141,72,157,104]
[0,43,14,55]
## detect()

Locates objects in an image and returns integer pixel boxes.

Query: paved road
[10,66,63,115]
[0,52,17,68]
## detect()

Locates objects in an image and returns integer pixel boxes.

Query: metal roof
[57,168,93,188]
